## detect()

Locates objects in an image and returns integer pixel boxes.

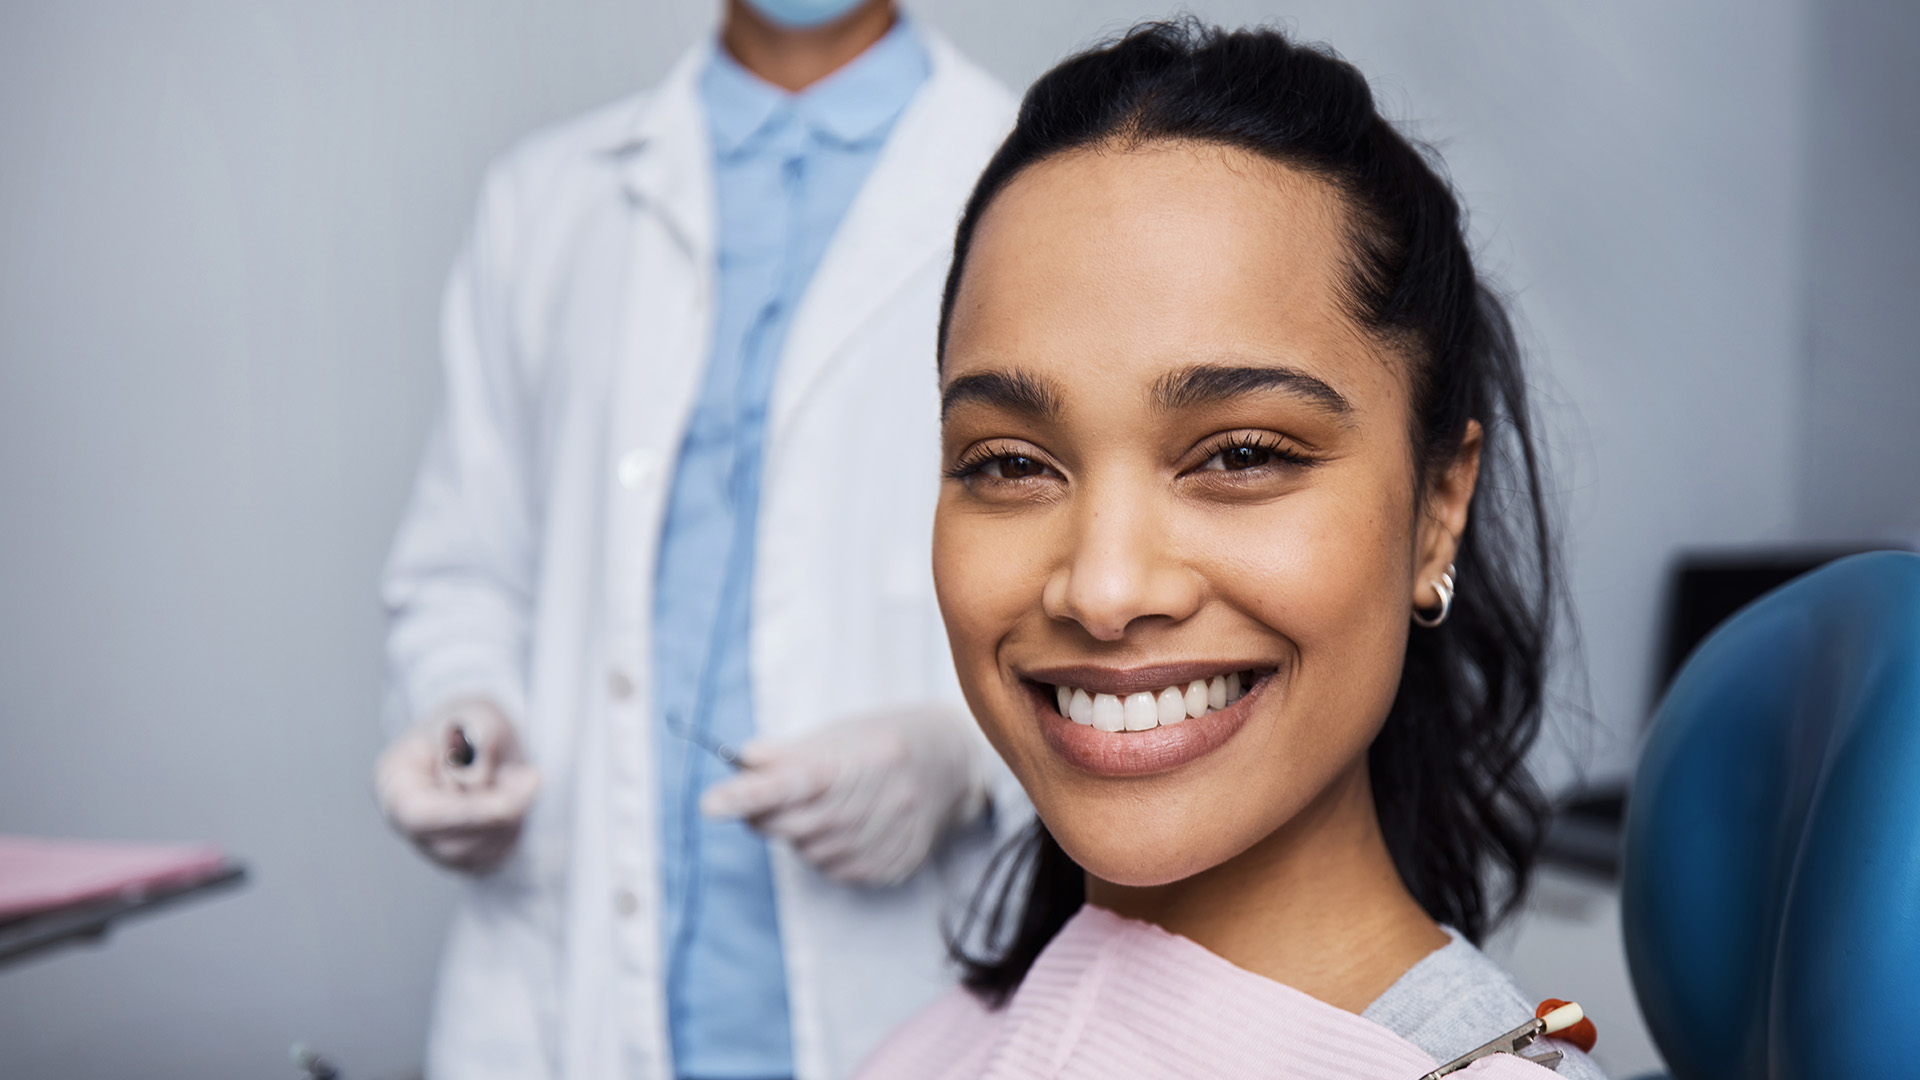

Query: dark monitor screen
[1656,547,1906,701]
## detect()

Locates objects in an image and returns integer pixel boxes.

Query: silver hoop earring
[1413,563,1456,629]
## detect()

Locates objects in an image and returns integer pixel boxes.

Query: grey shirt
[1365,928,1608,1080]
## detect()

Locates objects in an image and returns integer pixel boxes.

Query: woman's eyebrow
[940,370,1064,421]
[1152,363,1354,418]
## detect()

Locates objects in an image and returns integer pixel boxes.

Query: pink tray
[0,836,230,921]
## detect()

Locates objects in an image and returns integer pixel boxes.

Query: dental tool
[437,724,479,791]
[1416,1000,1591,1078]
[445,725,476,768]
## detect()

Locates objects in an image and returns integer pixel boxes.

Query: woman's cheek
[1197,488,1363,624]
[934,506,1024,720]
[1200,483,1410,763]
[1255,486,1413,757]
[1240,470,1406,614]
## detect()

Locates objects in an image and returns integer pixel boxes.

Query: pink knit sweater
[853,906,1555,1080]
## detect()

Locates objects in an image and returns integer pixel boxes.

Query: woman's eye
[1202,443,1280,472]
[1218,445,1272,471]
[1192,436,1315,477]
[988,454,1048,479]
[947,446,1058,486]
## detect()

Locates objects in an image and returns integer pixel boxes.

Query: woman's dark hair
[941,20,1559,1004]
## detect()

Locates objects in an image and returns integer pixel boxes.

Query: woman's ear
[1413,419,1483,609]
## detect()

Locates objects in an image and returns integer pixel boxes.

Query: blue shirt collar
[702,17,929,158]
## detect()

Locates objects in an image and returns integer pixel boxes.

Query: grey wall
[0,1,1901,1077]
[1798,0,1920,541]
[0,4,703,1077]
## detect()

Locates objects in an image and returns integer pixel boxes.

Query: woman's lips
[1026,669,1271,778]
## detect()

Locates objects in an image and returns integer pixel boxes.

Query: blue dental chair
[1621,551,1920,1080]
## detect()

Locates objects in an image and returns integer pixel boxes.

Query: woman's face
[934,143,1474,887]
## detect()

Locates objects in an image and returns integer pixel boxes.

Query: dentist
[372,2,1020,1077]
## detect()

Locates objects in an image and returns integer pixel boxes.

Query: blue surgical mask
[743,0,870,30]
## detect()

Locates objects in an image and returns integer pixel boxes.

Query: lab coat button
[614,888,638,917]
[617,447,662,491]
[608,670,634,700]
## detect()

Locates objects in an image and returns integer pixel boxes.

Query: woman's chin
[1050,820,1234,890]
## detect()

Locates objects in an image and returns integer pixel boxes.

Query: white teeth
[1069,688,1094,725]
[1050,672,1257,733]
[1157,687,1187,726]
[1184,680,1209,719]
[1123,692,1158,731]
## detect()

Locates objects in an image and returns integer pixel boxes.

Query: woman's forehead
[944,143,1398,408]
[965,142,1351,285]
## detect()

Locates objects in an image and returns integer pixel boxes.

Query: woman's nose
[1041,492,1201,641]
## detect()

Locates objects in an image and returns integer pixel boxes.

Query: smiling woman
[852,19,1602,1080]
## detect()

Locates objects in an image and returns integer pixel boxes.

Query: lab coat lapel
[607,44,716,265]
[769,36,985,438]
[600,39,718,494]
[598,42,718,610]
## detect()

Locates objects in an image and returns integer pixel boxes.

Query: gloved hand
[699,705,988,887]
[374,697,541,874]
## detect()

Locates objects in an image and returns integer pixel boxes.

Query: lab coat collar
[601,42,717,261]
[768,30,1004,436]
[599,28,1008,444]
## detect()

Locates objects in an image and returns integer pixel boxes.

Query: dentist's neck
[722,0,897,93]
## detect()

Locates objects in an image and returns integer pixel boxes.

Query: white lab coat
[381,32,1022,1080]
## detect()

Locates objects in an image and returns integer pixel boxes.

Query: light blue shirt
[650,22,931,1080]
